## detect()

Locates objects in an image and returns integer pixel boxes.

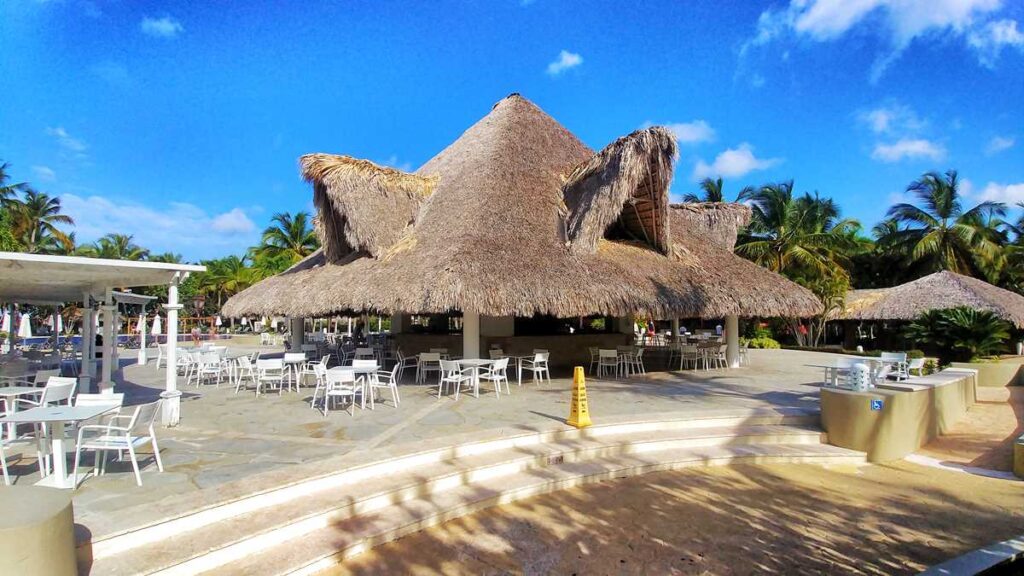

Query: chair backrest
[201,351,221,365]
[318,355,331,367]
[533,349,548,354]
[352,359,376,368]
[284,352,306,363]
[128,400,162,435]
[439,359,459,374]
[313,363,329,378]
[880,352,907,362]
[535,352,549,363]
[76,392,124,412]
[907,357,925,369]
[588,347,598,356]
[420,352,441,363]
[42,376,77,405]
[489,349,504,359]
[494,357,510,371]
[33,369,61,386]
[238,355,253,369]
[599,349,617,359]
[682,344,698,353]
[326,369,356,385]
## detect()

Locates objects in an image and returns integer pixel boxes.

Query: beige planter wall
[950,358,1024,388]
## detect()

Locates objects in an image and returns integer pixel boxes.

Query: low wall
[951,357,1024,388]
[821,368,977,462]
[392,333,633,369]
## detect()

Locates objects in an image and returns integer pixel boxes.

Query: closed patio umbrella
[240,316,249,326]
[152,315,162,335]
[18,313,32,339]
[215,315,222,327]
[1,311,10,334]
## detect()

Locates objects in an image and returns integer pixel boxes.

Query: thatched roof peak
[302,154,435,260]
[224,94,821,319]
[841,270,1024,328]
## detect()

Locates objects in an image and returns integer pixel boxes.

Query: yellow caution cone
[567,366,592,428]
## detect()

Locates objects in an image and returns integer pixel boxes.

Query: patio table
[0,386,43,440]
[0,404,118,489]
[455,358,494,398]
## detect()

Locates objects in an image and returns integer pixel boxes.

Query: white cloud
[211,208,256,234]
[31,165,56,182]
[692,143,782,180]
[742,0,1017,81]
[60,194,259,260]
[975,181,1024,203]
[871,138,947,162]
[378,155,413,172]
[140,16,183,38]
[858,103,926,134]
[664,120,716,144]
[546,50,582,76]
[986,135,1015,155]
[968,18,1024,66]
[45,126,86,153]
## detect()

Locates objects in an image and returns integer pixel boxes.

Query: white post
[137,307,148,365]
[52,307,60,347]
[463,310,480,359]
[81,295,95,389]
[671,318,680,339]
[725,314,740,368]
[377,315,382,334]
[162,274,183,426]
[289,317,305,352]
[99,302,116,393]
[346,317,352,336]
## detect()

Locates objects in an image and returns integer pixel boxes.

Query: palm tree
[878,170,1006,277]
[149,252,184,263]
[0,161,29,206]
[255,212,319,265]
[76,233,149,260]
[735,181,860,279]
[7,189,74,253]
[198,256,255,308]
[683,177,754,203]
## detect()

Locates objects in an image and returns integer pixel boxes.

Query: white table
[0,386,43,440]
[455,359,493,398]
[0,404,117,489]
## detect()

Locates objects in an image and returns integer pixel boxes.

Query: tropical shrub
[904,307,1010,363]
[747,336,781,349]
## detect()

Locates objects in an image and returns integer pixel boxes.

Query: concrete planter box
[950,357,1024,387]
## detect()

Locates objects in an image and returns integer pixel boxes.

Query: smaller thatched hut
[841,271,1024,328]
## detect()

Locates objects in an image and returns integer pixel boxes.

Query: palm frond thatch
[223,94,821,319]
[564,127,678,255]
[302,154,436,260]
[840,270,1024,328]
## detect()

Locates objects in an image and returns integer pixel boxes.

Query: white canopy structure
[0,252,205,426]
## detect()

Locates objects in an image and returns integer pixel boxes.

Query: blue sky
[1,0,1022,261]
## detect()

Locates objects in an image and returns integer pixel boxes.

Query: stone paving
[2,345,841,520]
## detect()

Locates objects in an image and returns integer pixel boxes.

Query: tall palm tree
[7,189,74,253]
[255,212,319,265]
[76,233,149,260]
[735,181,860,279]
[199,256,255,308]
[149,252,184,263]
[0,161,29,206]
[683,177,754,203]
[878,170,1006,277]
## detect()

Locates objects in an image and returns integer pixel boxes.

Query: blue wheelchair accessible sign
[870,399,884,411]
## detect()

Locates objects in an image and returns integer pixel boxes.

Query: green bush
[907,349,925,359]
[905,307,1010,363]
[747,336,781,349]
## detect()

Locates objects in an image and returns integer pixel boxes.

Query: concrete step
[88,423,835,576]
[212,443,865,576]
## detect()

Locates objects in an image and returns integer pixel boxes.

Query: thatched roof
[224,94,820,319]
[840,271,1024,328]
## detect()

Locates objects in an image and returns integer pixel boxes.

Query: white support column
[162,274,183,427]
[725,314,740,368]
[111,306,120,369]
[671,318,680,338]
[289,317,305,352]
[81,295,95,390]
[137,307,148,365]
[463,310,480,359]
[99,303,116,393]
[347,317,352,336]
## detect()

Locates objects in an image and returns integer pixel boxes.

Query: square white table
[328,364,380,408]
[455,359,494,398]
[0,404,117,489]
[0,386,44,440]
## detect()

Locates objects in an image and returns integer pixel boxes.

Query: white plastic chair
[73,399,163,487]
[597,349,619,378]
[907,357,926,377]
[255,358,285,396]
[323,369,360,416]
[520,352,550,386]
[679,345,699,370]
[233,356,258,394]
[396,349,417,383]
[369,364,401,408]
[417,353,442,384]
[438,360,474,400]
[587,347,600,375]
[488,348,505,360]
[282,353,306,391]
[479,357,510,398]
[354,347,376,361]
